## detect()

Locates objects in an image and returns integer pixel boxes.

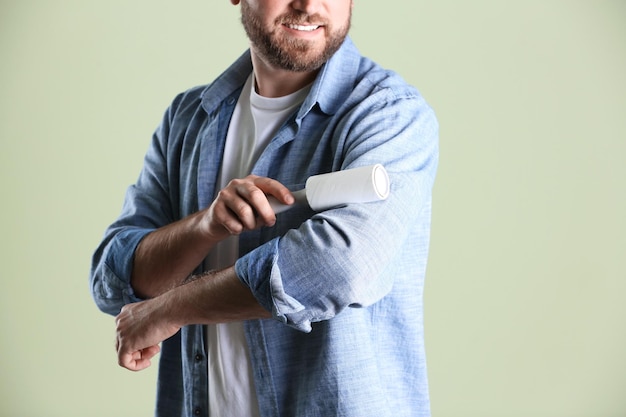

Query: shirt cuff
[235,238,311,332]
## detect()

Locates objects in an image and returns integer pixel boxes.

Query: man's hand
[205,175,294,238]
[115,298,180,371]
[130,175,293,299]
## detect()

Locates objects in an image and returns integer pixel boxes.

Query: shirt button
[194,408,202,416]
[195,354,203,362]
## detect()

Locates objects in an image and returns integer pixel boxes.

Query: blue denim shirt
[90,37,438,417]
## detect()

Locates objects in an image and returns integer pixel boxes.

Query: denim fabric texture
[90,37,438,417]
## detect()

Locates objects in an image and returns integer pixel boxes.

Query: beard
[240,2,351,72]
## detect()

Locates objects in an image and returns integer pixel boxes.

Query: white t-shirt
[205,73,310,417]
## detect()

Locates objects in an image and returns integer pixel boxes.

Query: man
[90,0,438,416]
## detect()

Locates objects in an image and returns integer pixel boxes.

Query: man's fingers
[248,176,295,205]
[227,192,262,229]
[238,186,276,226]
[210,176,294,235]
[118,345,161,372]
[142,345,161,360]
[233,177,293,225]
[119,354,151,372]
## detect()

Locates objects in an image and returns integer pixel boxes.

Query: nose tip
[291,0,321,15]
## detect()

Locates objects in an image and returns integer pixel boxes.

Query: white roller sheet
[268,164,390,214]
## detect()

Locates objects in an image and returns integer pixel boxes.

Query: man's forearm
[131,209,225,299]
[166,266,271,326]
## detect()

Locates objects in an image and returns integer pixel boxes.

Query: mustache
[276,12,327,26]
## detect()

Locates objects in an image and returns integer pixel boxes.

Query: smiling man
[90,1,438,416]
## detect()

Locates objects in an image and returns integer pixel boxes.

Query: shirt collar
[297,36,361,118]
[200,37,361,117]
[200,49,253,113]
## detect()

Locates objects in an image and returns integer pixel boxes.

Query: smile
[286,24,321,32]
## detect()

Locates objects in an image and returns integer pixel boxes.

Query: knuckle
[248,187,266,202]
[234,201,254,217]
[217,188,233,201]
[227,178,246,188]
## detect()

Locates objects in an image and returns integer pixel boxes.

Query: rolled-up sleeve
[90,227,151,315]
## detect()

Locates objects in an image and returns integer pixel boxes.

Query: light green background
[1,1,625,416]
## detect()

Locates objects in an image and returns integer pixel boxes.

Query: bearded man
[90,1,438,416]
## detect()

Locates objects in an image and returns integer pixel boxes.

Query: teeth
[288,24,319,32]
